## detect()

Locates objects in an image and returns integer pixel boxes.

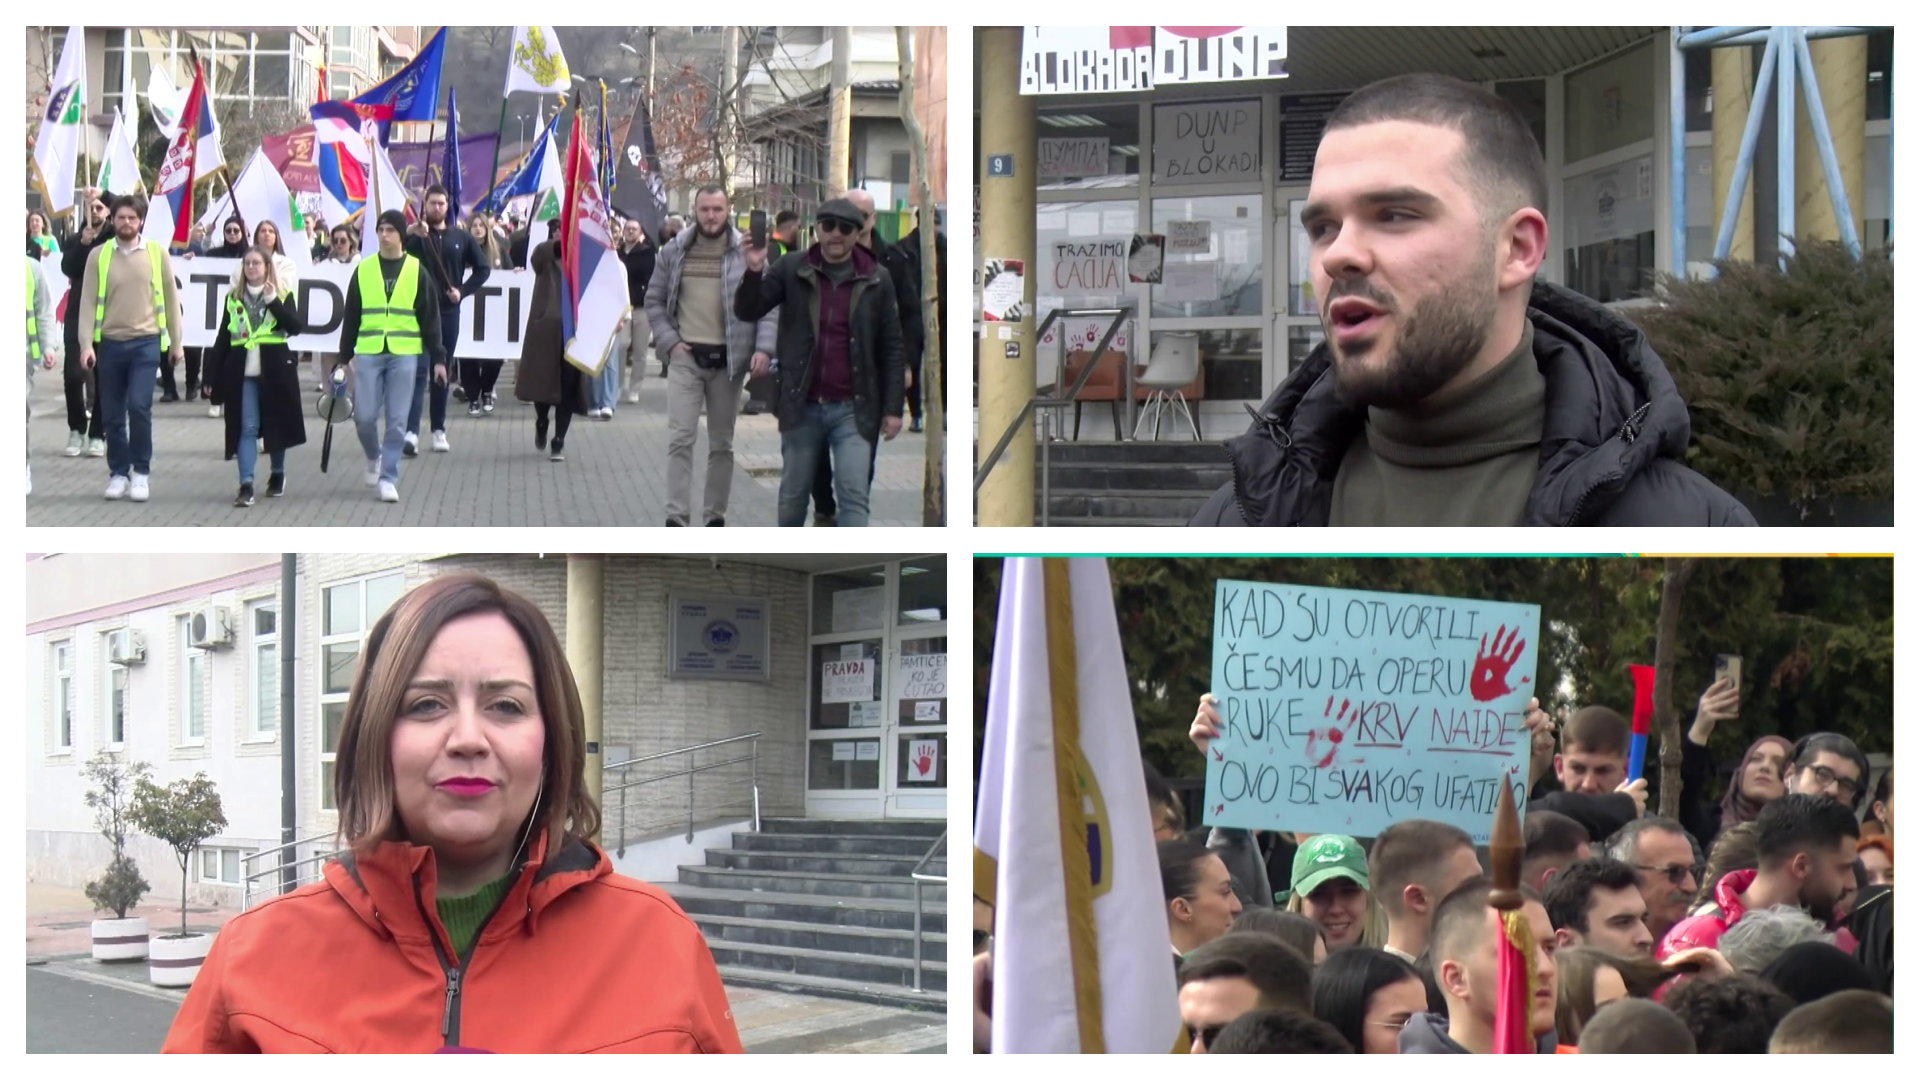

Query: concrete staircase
[1033,440,1234,526]
[664,818,947,1012]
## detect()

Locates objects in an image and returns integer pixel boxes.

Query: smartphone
[750,209,768,249]
[1714,654,1742,691]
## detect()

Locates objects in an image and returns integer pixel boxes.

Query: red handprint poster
[1202,580,1540,843]
[905,739,941,783]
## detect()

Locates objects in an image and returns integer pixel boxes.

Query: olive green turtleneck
[435,873,513,958]
[1329,321,1545,527]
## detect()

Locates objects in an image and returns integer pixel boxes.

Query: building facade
[26,553,947,908]
[975,26,1894,436]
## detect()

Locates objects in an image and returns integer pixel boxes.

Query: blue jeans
[592,343,622,410]
[778,401,873,527]
[95,335,161,478]
[407,310,457,435]
[237,377,285,485]
[353,353,417,485]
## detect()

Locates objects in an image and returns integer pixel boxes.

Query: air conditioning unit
[191,606,234,649]
[108,630,147,666]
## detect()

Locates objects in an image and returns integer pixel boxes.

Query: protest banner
[43,257,536,359]
[1203,580,1540,842]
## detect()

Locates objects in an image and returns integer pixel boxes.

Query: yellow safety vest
[26,268,42,362]
[92,240,172,352]
[353,254,423,355]
[224,291,292,349]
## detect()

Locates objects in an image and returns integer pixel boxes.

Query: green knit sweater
[436,874,513,958]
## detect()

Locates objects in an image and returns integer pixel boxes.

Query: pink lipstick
[436,778,496,797]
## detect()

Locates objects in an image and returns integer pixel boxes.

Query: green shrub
[1629,242,1893,516]
[85,854,151,921]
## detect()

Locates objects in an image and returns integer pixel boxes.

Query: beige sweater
[78,239,186,346]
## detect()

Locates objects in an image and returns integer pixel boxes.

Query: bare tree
[1653,558,1701,818]
[896,27,943,526]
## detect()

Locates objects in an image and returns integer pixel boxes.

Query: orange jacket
[162,831,743,1053]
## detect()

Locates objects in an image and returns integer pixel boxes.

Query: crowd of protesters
[974,680,1893,1054]
[28,182,946,525]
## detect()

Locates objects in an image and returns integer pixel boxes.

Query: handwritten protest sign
[1203,580,1540,842]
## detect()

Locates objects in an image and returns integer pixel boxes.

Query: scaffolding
[1671,26,1892,273]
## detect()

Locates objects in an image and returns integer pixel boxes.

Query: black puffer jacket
[1188,281,1756,526]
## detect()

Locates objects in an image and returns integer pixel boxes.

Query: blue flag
[352,27,446,126]
[441,88,463,220]
[482,113,560,212]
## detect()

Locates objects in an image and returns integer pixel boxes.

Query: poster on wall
[1563,155,1656,247]
[1050,239,1128,293]
[667,594,770,681]
[905,739,941,783]
[1161,261,1219,303]
[832,742,856,761]
[982,259,1027,321]
[1153,100,1260,183]
[821,658,877,704]
[1039,137,1111,178]
[856,742,881,761]
[1127,234,1165,283]
[896,653,948,700]
[1021,26,1288,95]
[832,586,886,633]
[849,701,884,728]
[1166,220,1211,255]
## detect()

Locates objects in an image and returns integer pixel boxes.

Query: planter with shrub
[81,751,152,962]
[129,772,227,988]
[1628,241,1893,523]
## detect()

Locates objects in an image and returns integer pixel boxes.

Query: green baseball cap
[1288,834,1370,899]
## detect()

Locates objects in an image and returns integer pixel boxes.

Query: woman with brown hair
[1552,946,1681,1047]
[163,574,741,1053]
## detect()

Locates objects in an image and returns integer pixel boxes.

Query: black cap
[376,209,408,236]
[815,198,864,228]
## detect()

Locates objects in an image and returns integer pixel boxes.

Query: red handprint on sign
[1470,625,1529,702]
[1305,696,1355,769]
[913,745,936,777]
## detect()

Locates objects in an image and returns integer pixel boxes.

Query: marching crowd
[973,682,1894,1053]
[27,182,945,526]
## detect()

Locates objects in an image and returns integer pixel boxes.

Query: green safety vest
[26,269,42,362]
[92,240,172,352]
[224,290,291,349]
[353,254,423,355]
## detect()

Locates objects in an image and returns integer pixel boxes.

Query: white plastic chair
[1133,332,1201,440]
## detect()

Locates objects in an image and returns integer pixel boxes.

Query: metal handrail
[909,828,947,993]
[974,304,1136,526]
[602,733,762,854]
[240,834,338,909]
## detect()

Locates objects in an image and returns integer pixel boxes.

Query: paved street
[27,360,941,527]
[25,955,944,1053]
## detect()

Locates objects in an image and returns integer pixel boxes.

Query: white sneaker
[104,475,129,500]
[404,431,419,455]
[482,393,496,414]
[363,460,380,487]
[209,404,223,418]
[25,463,32,495]
[86,438,106,458]
[63,431,85,457]
[378,481,399,503]
[130,473,149,502]
[626,390,640,404]
[431,430,450,452]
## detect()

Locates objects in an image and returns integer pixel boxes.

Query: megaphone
[317,366,353,473]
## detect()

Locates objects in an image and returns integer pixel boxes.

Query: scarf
[239,281,274,326]
[1719,735,1794,834]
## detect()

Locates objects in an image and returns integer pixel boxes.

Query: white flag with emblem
[32,26,87,215]
[98,106,144,194]
[505,27,571,96]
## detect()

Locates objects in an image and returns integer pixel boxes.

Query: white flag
[32,26,87,216]
[199,149,310,269]
[98,107,143,194]
[505,27,571,96]
[148,64,184,138]
[977,558,1183,1053]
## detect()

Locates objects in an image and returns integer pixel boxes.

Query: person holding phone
[160,574,742,1053]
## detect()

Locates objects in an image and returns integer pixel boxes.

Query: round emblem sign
[705,620,738,654]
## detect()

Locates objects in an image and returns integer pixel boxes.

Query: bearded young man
[1189,73,1752,527]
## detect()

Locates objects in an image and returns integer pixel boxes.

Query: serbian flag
[977,558,1183,1052]
[143,54,212,251]
[1627,665,1655,783]
[558,112,625,376]
[1490,781,1538,1054]
[311,101,370,226]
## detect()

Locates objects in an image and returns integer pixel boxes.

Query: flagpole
[486,94,512,215]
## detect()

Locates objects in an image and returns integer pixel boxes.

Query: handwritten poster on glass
[896,653,948,701]
[1152,100,1260,183]
[821,658,877,704]
[1202,580,1540,842]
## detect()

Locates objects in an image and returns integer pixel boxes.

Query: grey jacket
[28,256,59,372]
[643,223,776,378]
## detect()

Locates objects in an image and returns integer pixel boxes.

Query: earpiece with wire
[507,765,546,874]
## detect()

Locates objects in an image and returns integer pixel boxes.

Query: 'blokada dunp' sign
[1203,580,1541,843]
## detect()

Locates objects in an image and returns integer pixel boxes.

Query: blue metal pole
[1713,30,1781,261]
[1678,26,1767,50]
[1777,26,1797,267]
[1792,27,1864,259]
[1671,28,1689,274]
[1687,27,1875,49]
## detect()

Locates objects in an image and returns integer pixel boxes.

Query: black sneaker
[469,401,483,418]
[452,384,467,402]
[234,483,255,507]
[666,518,685,526]
[814,513,837,528]
[534,416,549,451]
[549,439,565,462]
[265,473,285,498]
[909,417,924,433]
[705,517,725,527]
[160,390,181,403]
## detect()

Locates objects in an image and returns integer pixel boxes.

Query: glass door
[1274,186,1325,385]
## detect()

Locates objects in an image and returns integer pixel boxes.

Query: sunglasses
[1186,1023,1226,1049]
[1633,863,1703,887]
[816,219,859,236]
